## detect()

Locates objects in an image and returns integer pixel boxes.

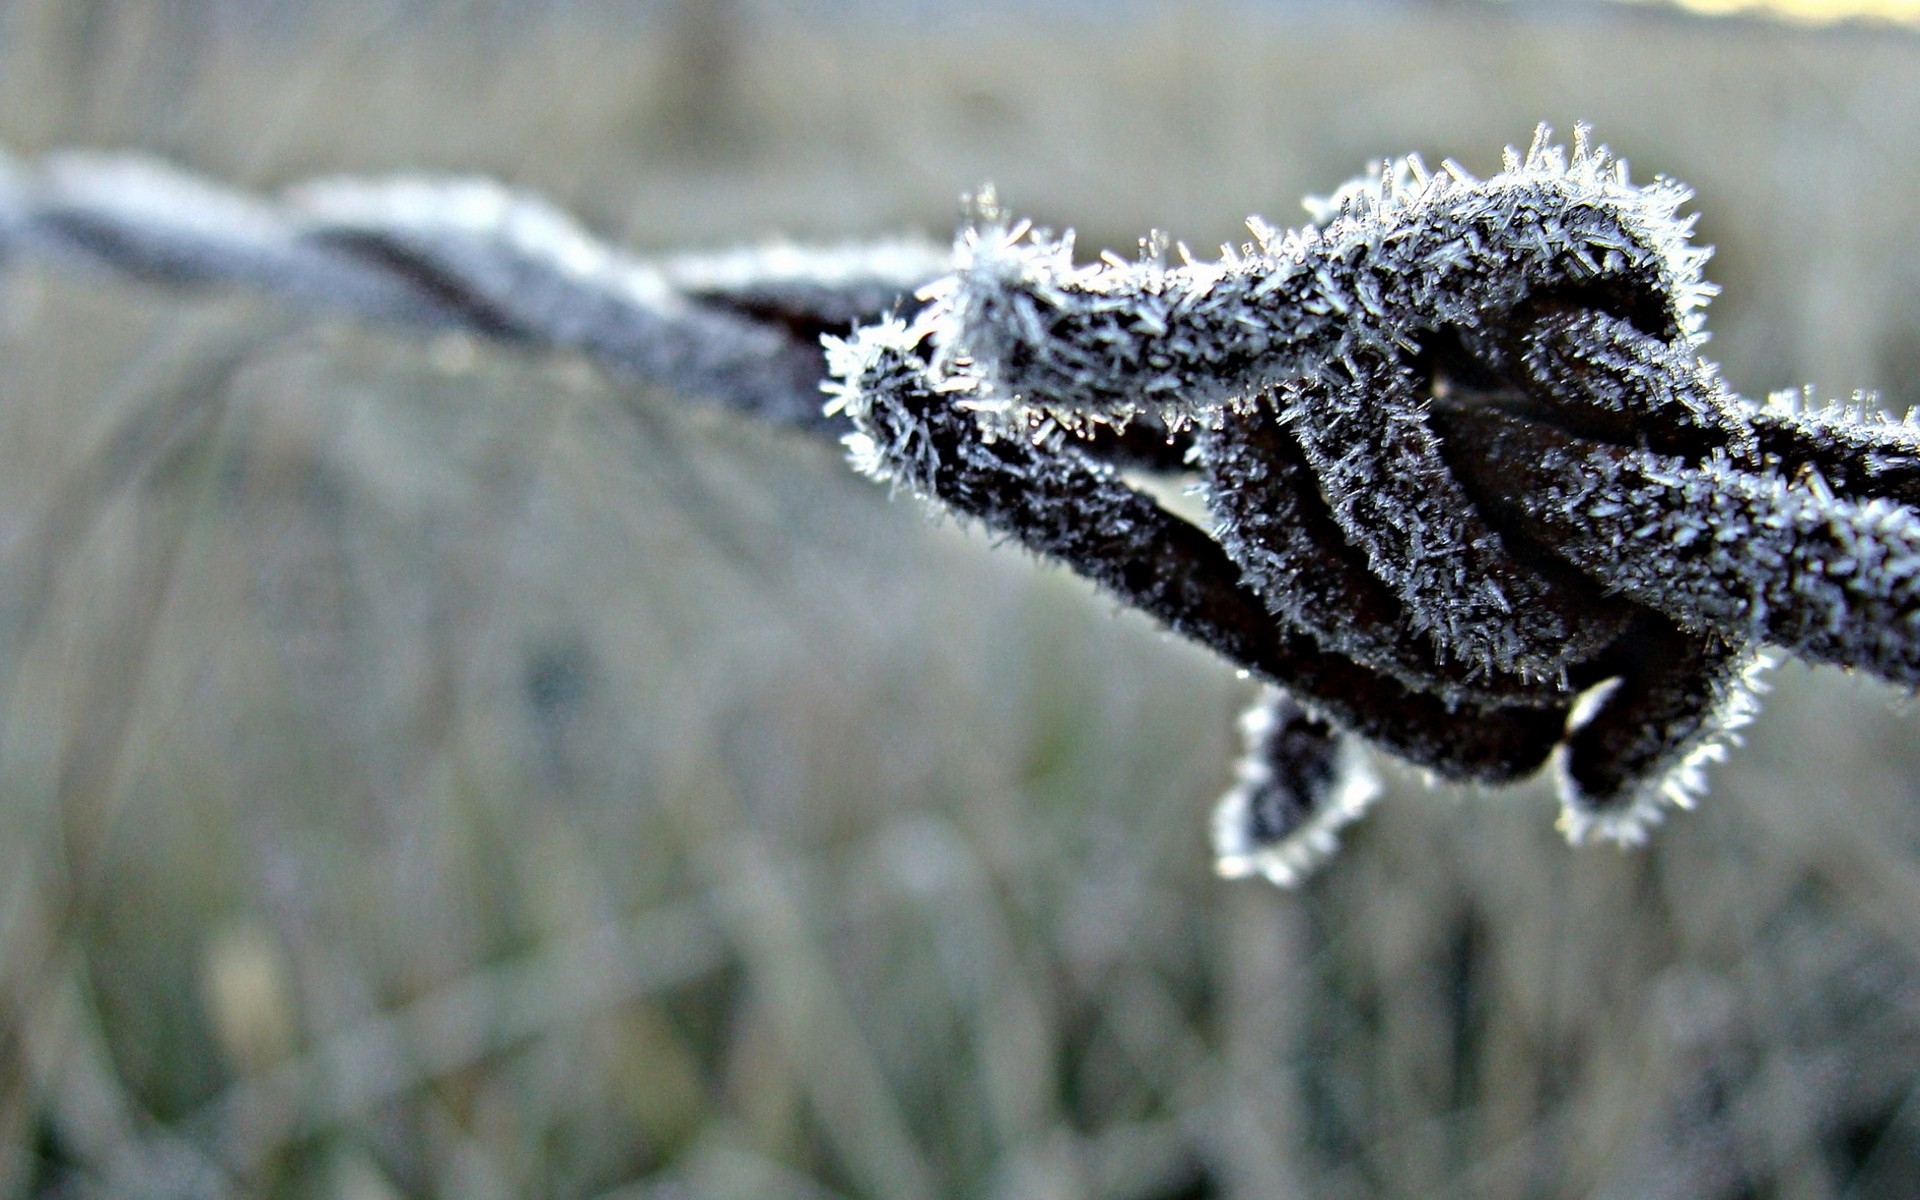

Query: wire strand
[0,147,949,427]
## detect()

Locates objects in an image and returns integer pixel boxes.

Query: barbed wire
[0,147,949,428]
[822,128,1920,881]
[5,135,1919,885]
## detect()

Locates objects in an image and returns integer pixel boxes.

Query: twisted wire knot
[831,126,1920,883]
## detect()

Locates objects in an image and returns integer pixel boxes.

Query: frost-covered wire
[0,147,948,426]
[6,131,1919,887]
[830,126,1920,883]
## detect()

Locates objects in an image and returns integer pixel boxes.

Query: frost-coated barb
[829,126,1920,884]
[6,131,1919,886]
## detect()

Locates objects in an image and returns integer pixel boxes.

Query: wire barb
[832,127,1920,883]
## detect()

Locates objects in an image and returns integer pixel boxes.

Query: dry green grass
[1,2,1919,1196]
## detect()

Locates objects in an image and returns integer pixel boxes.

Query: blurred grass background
[1,1,1919,1196]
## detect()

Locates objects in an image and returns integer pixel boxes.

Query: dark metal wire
[5,132,1916,884]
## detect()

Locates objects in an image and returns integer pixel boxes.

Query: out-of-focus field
[1,2,1919,1196]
